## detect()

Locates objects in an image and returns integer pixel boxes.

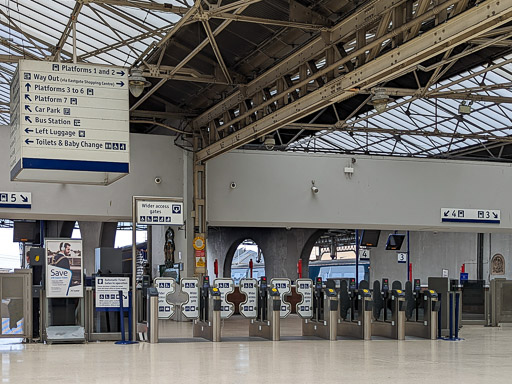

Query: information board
[180,278,199,319]
[271,278,291,318]
[214,278,235,319]
[154,277,176,319]
[239,278,258,318]
[136,199,184,226]
[296,278,313,319]
[95,277,129,308]
[10,60,129,185]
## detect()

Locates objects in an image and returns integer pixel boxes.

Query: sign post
[131,196,184,341]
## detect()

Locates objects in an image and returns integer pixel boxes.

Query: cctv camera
[311,186,319,194]
[230,182,237,189]
[154,177,162,184]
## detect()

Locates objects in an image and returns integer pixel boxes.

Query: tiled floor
[1,317,510,383]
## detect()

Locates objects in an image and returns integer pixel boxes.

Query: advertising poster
[46,239,83,298]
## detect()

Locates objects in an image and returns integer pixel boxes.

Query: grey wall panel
[207,151,512,232]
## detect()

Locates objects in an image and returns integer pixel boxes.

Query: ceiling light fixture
[369,88,392,113]
[263,136,275,150]
[128,68,151,97]
[458,100,473,115]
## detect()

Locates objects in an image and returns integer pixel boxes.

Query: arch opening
[224,238,265,283]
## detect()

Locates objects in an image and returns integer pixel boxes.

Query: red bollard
[214,259,218,278]
[249,259,253,278]
[297,259,303,278]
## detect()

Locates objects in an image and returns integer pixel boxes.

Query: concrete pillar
[78,221,103,276]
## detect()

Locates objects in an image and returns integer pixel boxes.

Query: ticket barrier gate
[302,277,338,341]
[404,279,439,340]
[371,279,406,340]
[337,279,372,340]
[193,276,222,342]
[246,277,282,341]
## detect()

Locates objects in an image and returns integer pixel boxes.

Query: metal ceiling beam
[200,16,231,83]
[82,0,190,15]
[166,5,249,79]
[52,2,83,61]
[130,110,198,118]
[192,0,438,129]
[195,0,512,163]
[306,124,512,143]
[0,39,41,61]
[207,0,262,14]
[79,26,171,60]
[0,54,25,63]
[203,12,329,31]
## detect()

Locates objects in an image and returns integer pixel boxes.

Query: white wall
[0,128,185,221]
[207,151,512,232]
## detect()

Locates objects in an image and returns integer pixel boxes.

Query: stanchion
[455,292,460,340]
[437,293,442,339]
[115,290,138,345]
[449,292,453,340]
[442,291,463,341]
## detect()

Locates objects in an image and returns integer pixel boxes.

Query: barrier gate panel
[296,278,313,319]
[154,278,176,319]
[0,271,32,339]
[214,278,235,319]
[239,278,258,318]
[271,278,291,318]
[181,278,200,319]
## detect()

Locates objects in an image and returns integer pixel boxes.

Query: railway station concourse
[1,0,512,382]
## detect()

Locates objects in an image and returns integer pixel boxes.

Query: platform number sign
[397,253,407,263]
[359,249,370,261]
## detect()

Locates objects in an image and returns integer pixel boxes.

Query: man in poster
[46,239,83,298]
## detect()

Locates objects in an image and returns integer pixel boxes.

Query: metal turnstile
[248,276,281,341]
[371,279,406,340]
[193,276,222,342]
[302,277,338,341]
[337,278,372,340]
[404,279,439,339]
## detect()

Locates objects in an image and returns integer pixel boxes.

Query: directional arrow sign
[441,208,500,224]
[24,116,32,123]
[25,83,31,91]
[24,94,31,101]
[24,105,32,112]
[25,139,33,145]
[24,128,33,134]
[116,70,125,76]
[0,192,31,209]
[116,81,124,87]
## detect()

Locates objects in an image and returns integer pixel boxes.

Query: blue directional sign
[460,273,469,282]
[441,208,500,224]
[0,192,31,209]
